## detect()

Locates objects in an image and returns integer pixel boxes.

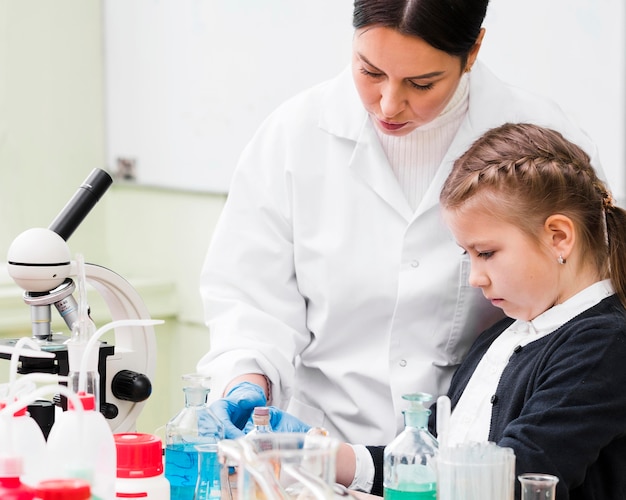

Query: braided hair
[440,122,626,308]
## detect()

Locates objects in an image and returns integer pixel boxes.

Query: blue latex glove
[209,381,267,439]
[244,406,311,434]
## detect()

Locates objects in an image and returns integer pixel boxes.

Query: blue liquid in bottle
[165,374,224,500]
[165,443,199,500]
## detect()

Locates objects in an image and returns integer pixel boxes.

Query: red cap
[114,433,164,478]
[67,392,95,411]
[0,400,28,416]
[34,479,91,500]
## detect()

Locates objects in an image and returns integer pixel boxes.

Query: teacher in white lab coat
[198,0,601,448]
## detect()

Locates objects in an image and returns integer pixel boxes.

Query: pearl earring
[558,255,566,265]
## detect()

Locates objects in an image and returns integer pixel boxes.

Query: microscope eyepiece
[48,168,113,241]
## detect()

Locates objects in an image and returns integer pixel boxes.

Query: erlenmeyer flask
[518,473,559,500]
[194,443,222,500]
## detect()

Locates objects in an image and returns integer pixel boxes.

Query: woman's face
[352,26,472,136]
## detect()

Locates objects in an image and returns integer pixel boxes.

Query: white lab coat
[198,61,601,445]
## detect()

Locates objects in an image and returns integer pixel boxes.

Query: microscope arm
[80,262,158,433]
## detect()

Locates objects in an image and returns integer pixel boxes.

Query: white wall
[481,0,626,200]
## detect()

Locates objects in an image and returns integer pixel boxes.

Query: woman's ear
[544,214,575,261]
[465,28,486,71]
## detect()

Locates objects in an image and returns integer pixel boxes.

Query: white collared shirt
[447,279,615,446]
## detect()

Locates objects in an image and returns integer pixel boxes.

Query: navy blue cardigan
[368,295,626,499]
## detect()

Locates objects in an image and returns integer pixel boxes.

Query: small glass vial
[247,406,272,437]
[519,473,559,500]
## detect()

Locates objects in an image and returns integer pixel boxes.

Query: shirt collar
[509,280,615,342]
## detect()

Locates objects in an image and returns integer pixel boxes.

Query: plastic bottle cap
[34,479,91,500]
[67,392,95,411]
[0,400,28,417]
[115,433,164,478]
[253,407,270,416]
[0,455,23,477]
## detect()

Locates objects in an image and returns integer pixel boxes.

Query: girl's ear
[544,214,575,261]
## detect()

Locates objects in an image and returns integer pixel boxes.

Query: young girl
[435,122,626,499]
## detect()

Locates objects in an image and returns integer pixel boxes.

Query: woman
[198,0,602,480]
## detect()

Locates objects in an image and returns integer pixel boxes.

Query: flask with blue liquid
[164,374,224,500]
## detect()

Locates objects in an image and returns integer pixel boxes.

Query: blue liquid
[195,448,221,500]
[165,444,200,500]
[165,443,221,500]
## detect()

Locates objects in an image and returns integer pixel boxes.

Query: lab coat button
[399,359,407,367]
[410,260,419,268]
[491,395,499,405]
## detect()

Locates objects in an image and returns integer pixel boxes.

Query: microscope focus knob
[111,370,152,402]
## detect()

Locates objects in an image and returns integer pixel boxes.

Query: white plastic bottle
[45,391,116,500]
[0,402,48,487]
[114,433,170,500]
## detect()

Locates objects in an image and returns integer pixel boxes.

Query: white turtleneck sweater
[374,74,470,211]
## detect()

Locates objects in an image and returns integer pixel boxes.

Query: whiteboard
[480,0,625,199]
[103,0,354,193]
[104,0,625,197]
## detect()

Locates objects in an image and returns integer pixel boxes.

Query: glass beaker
[194,443,222,500]
[518,473,559,500]
[218,432,339,500]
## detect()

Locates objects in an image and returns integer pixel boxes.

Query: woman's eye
[477,251,494,259]
[359,67,383,78]
[409,81,434,91]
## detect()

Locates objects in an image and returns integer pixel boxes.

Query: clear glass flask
[164,374,224,500]
[383,393,438,500]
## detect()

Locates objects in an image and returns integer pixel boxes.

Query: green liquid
[384,484,437,500]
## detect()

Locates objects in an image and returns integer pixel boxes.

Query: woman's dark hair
[353,0,489,65]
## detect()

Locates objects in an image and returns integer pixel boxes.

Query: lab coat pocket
[286,397,326,429]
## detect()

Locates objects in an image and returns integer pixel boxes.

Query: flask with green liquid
[383,393,438,500]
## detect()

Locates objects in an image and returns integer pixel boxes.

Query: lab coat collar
[314,61,519,222]
[317,66,415,220]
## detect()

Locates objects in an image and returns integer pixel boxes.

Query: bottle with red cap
[0,455,36,500]
[0,401,48,487]
[114,433,170,500]
[34,479,91,500]
[45,391,116,500]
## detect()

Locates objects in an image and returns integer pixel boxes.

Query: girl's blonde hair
[440,122,626,307]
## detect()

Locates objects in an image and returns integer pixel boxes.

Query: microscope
[2,168,158,433]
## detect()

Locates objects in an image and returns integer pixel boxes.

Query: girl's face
[444,204,561,322]
[352,26,478,136]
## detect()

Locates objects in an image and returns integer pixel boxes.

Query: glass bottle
[164,374,224,500]
[246,406,272,437]
[383,393,438,500]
